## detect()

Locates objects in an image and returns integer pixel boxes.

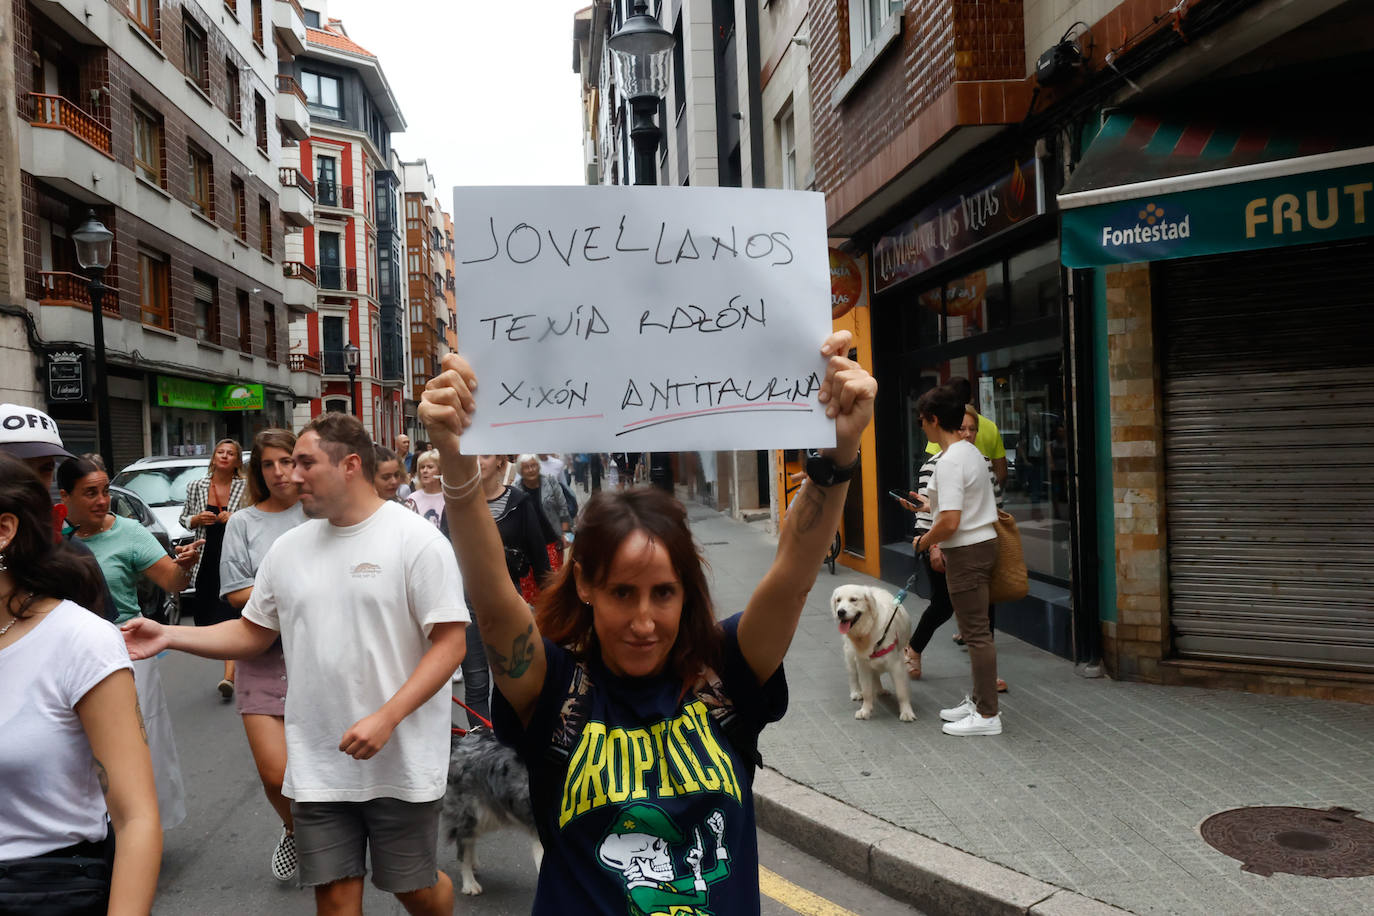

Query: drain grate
[1200,806,1374,878]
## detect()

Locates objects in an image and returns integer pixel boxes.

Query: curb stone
[753,768,1134,915]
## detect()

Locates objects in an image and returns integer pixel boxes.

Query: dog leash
[869,571,921,660]
[452,696,494,737]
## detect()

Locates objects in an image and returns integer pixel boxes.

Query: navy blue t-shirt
[494,613,787,915]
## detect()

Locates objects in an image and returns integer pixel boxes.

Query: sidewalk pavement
[684,502,1374,916]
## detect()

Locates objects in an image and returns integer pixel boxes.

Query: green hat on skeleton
[606,803,685,844]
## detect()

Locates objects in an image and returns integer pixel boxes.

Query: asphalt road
[153,649,922,915]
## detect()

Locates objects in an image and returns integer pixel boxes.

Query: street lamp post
[342,343,360,416]
[72,211,115,473]
[608,1,675,186]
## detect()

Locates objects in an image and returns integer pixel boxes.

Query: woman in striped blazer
[179,439,248,697]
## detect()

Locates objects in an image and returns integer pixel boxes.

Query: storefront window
[943,261,1006,341]
[1008,241,1060,324]
[891,241,1070,585]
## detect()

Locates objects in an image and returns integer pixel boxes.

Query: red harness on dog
[869,635,900,659]
[867,603,902,659]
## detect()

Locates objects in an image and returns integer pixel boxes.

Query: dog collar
[870,635,900,660]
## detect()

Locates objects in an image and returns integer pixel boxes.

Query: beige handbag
[988,509,1029,603]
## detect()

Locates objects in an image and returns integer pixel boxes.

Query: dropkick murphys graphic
[598,805,730,915]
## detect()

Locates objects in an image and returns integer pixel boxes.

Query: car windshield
[112,466,207,507]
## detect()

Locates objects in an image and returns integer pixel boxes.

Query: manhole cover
[1200,806,1374,877]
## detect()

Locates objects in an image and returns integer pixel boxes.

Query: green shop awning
[1059,112,1374,268]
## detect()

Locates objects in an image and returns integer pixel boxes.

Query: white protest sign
[452,185,835,452]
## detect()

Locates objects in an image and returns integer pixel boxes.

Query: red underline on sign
[490,413,605,428]
[617,402,814,436]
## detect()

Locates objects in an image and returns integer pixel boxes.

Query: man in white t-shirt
[122,413,467,915]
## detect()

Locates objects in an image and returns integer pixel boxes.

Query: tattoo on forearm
[94,758,109,795]
[790,482,825,533]
[488,624,536,679]
[134,697,149,744]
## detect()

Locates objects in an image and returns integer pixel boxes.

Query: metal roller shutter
[110,398,145,475]
[1157,239,1374,672]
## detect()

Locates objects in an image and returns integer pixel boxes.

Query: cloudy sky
[322,0,592,193]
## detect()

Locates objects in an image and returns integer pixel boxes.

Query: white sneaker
[939,696,976,722]
[452,668,463,683]
[942,711,1003,736]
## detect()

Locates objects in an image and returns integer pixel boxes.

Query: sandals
[904,648,921,680]
[952,632,966,646]
[997,678,1009,693]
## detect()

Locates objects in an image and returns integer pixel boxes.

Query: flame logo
[1010,160,1027,204]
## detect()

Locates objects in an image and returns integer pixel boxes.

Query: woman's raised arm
[736,330,876,684]
[420,354,548,724]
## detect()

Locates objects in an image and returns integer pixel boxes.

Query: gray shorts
[290,797,442,894]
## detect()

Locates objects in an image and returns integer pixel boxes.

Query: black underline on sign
[616,406,815,436]
[490,413,605,428]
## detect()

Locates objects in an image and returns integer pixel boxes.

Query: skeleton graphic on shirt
[598,804,730,916]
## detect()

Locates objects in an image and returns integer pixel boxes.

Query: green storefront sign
[1060,162,1374,267]
[156,376,265,411]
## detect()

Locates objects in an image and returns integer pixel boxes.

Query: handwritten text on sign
[453,186,835,452]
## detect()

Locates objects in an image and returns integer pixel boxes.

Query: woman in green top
[59,456,202,830]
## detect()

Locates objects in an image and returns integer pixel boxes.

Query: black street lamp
[342,343,360,416]
[608,1,674,186]
[72,210,115,473]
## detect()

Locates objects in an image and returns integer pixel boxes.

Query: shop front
[868,153,1090,660]
[1061,108,1374,693]
[151,375,292,456]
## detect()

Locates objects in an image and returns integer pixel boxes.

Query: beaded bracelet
[440,467,483,501]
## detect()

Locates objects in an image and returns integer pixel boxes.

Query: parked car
[107,483,182,625]
[112,455,211,548]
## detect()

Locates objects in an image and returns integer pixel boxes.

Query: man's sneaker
[942,712,1003,736]
[939,696,977,722]
[270,828,297,882]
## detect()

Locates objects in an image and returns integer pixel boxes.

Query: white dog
[831,584,916,722]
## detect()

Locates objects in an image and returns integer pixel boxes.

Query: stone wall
[1100,261,1166,680]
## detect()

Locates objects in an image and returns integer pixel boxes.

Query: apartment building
[11,0,313,464]
[399,158,452,428]
[285,4,405,443]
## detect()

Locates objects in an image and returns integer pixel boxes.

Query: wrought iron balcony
[315,180,354,209]
[317,266,358,291]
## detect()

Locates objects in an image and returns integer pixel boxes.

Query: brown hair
[303,412,375,478]
[246,428,297,504]
[535,487,721,686]
[0,453,104,619]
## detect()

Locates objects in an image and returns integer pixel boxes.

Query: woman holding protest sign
[419,329,874,915]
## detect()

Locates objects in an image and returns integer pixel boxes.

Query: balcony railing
[278,167,316,200]
[283,261,317,284]
[288,352,321,374]
[317,265,358,291]
[316,180,354,209]
[39,271,120,315]
[28,94,111,157]
[321,349,348,375]
[275,73,307,103]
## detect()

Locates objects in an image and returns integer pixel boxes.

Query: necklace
[0,615,18,637]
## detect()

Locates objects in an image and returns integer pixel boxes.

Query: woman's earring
[0,552,8,572]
